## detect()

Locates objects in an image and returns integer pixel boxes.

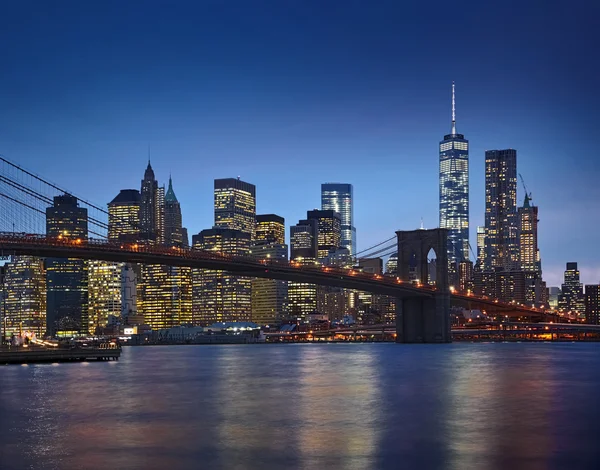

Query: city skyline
[0,1,598,287]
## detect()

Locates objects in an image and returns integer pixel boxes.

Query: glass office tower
[321,183,355,257]
[439,83,469,264]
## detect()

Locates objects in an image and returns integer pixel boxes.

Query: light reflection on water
[1,343,600,470]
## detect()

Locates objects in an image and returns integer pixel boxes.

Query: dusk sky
[0,0,598,286]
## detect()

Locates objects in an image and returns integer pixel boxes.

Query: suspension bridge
[0,155,567,343]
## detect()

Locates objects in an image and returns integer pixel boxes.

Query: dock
[0,346,121,365]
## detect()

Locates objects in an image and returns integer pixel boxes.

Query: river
[1,343,600,469]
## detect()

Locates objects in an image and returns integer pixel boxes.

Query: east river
[1,343,600,470]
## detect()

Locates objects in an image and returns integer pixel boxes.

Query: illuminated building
[585,285,600,325]
[476,226,485,267]
[250,242,288,326]
[88,260,121,334]
[484,149,518,270]
[288,219,318,320]
[2,256,46,338]
[164,176,185,247]
[46,195,88,336]
[354,258,384,325]
[518,193,546,306]
[192,228,251,325]
[214,178,256,238]
[439,83,469,265]
[140,161,164,243]
[385,254,398,275]
[306,209,341,260]
[256,214,285,244]
[518,194,540,273]
[558,263,585,316]
[103,189,142,329]
[458,260,473,292]
[108,189,140,241]
[321,183,356,256]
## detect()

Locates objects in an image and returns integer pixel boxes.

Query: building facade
[439,83,469,265]
[558,262,585,316]
[306,209,342,260]
[2,256,46,338]
[288,219,318,320]
[250,242,288,326]
[321,183,356,256]
[214,178,256,237]
[192,228,252,325]
[484,149,518,271]
[46,195,89,336]
[164,176,185,247]
[256,214,285,245]
[585,285,600,325]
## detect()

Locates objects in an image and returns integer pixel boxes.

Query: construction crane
[519,173,532,203]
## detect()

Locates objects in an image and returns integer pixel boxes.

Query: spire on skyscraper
[165,174,178,202]
[451,81,457,135]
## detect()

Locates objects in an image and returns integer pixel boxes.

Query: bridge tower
[395,229,451,343]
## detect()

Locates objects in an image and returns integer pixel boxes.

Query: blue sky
[0,0,598,286]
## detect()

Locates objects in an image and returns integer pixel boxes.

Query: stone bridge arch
[395,229,451,343]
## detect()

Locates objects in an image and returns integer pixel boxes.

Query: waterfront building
[46,195,88,336]
[439,83,469,265]
[518,193,546,306]
[321,183,356,256]
[2,256,46,338]
[307,209,342,260]
[558,262,585,316]
[585,285,600,325]
[214,178,256,238]
[105,188,142,326]
[250,242,288,326]
[251,214,287,326]
[88,260,121,334]
[484,149,518,271]
[288,219,318,320]
[192,228,252,325]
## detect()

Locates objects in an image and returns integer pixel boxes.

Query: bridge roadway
[0,234,558,320]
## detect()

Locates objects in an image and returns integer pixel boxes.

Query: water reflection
[1,343,600,470]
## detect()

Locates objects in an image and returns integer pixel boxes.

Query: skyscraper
[256,214,285,245]
[88,189,141,334]
[321,183,356,256]
[518,194,540,273]
[518,193,546,306]
[484,149,518,271]
[108,189,140,242]
[2,256,46,338]
[46,195,88,336]
[164,176,184,247]
[192,228,252,325]
[585,285,600,325]
[306,209,342,260]
[251,214,287,326]
[439,83,469,264]
[140,161,160,242]
[288,219,318,320]
[214,178,256,237]
[476,226,485,267]
[558,262,585,316]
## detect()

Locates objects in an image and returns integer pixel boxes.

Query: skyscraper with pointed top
[164,175,184,247]
[439,82,469,266]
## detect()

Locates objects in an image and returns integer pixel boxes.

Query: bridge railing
[0,234,568,318]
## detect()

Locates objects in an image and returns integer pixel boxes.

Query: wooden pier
[0,347,121,365]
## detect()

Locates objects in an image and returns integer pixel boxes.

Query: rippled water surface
[1,343,600,470]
